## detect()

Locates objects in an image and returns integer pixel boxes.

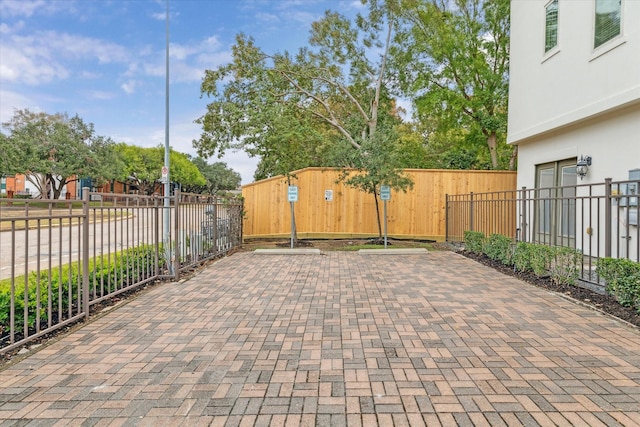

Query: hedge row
[597,258,640,311]
[463,231,640,313]
[0,245,164,336]
[463,231,581,286]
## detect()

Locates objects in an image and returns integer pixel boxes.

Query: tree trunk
[374,191,382,239]
[286,176,298,243]
[51,175,66,200]
[487,131,499,169]
[508,145,518,171]
[25,173,47,199]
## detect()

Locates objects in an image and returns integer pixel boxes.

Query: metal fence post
[155,196,160,278]
[520,187,527,243]
[605,178,612,258]
[469,192,474,232]
[173,190,180,281]
[240,199,244,245]
[82,187,90,320]
[445,194,449,242]
[212,200,219,255]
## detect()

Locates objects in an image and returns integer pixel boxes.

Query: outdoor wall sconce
[576,155,592,180]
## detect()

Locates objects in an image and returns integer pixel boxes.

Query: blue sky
[0,0,363,184]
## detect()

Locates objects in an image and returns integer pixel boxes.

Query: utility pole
[164,0,172,274]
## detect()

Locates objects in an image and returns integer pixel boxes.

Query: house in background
[0,175,26,196]
[508,0,639,187]
[507,0,639,261]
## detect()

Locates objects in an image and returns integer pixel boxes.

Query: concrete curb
[358,248,428,254]
[254,248,323,255]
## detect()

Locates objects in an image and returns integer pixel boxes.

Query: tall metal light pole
[164,0,172,273]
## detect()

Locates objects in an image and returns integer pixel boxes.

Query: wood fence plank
[241,168,517,240]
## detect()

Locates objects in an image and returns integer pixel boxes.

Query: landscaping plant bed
[459,250,640,328]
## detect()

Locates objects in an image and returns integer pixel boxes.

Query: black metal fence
[0,189,243,354]
[446,178,639,284]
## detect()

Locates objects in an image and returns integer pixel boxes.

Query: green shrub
[597,258,640,310]
[0,292,9,334]
[549,247,582,285]
[512,242,554,277]
[1,244,164,337]
[529,244,554,277]
[464,231,485,255]
[483,234,514,265]
[0,262,82,333]
[512,242,532,272]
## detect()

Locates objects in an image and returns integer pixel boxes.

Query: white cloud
[0,21,24,34]
[121,80,137,95]
[170,62,205,83]
[42,31,129,63]
[169,43,195,61]
[79,70,101,79]
[0,44,69,85]
[280,10,319,27]
[142,62,165,78]
[0,0,65,18]
[196,51,233,69]
[130,36,229,84]
[0,30,129,85]
[0,90,40,125]
[88,90,116,100]
[256,12,280,24]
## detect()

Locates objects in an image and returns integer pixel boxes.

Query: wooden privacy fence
[242,168,517,241]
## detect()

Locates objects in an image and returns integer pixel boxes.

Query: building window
[544,0,558,53]
[594,0,621,48]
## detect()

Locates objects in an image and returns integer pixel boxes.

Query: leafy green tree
[187,157,241,194]
[0,132,19,178]
[195,5,413,241]
[393,122,430,169]
[390,0,514,170]
[170,150,207,191]
[334,130,414,238]
[118,144,206,195]
[2,109,118,199]
[195,5,403,170]
[251,106,331,181]
[89,135,127,188]
[118,144,161,195]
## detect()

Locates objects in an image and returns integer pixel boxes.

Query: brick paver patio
[1,251,640,426]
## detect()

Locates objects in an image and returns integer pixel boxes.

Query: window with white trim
[544,0,558,53]
[594,0,621,48]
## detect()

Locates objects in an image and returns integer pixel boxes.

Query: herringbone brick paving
[1,251,639,426]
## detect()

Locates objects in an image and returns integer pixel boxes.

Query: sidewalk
[1,251,639,426]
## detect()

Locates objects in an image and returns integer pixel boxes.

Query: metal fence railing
[446,178,639,286]
[0,189,243,354]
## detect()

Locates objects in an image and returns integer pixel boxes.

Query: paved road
[0,215,161,281]
[1,251,639,426]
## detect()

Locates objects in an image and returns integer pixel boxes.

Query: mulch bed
[459,250,640,328]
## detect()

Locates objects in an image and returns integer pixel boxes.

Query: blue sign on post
[380,185,391,201]
[288,186,298,202]
[380,185,391,248]
[288,186,298,248]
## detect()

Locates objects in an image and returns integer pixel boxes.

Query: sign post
[288,186,298,249]
[380,185,391,248]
